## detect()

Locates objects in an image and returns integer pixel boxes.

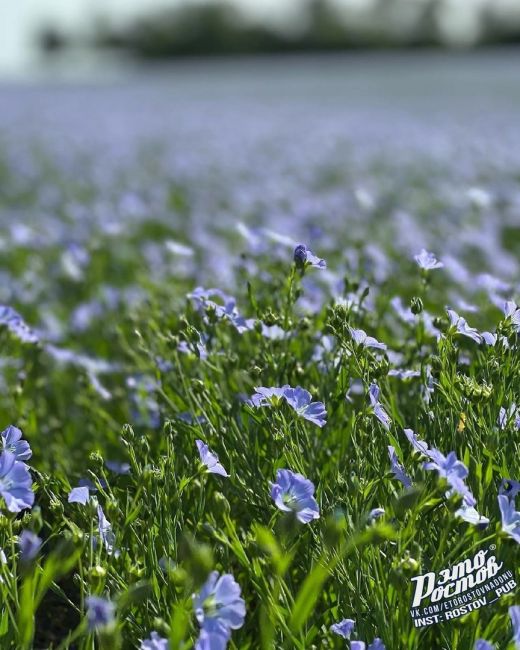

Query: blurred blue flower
[105,460,131,475]
[387,446,412,488]
[330,618,355,638]
[388,368,420,380]
[68,486,90,505]
[446,309,482,344]
[369,384,391,430]
[349,327,387,351]
[141,631,169,650]
[368,507,385,521]
[414,249,443,270]
[1,426,32,462]
[193,571,245,649]
[502,300,520,332]
[0,451,34,513]
[499,478,520,499]
[351,640,386,650]
[196,440,229,477]
[0,305,39,344]
[19,530,42,561]
[86,595,115,631]
[293,244,326,270]
[475,639,494,650]
[498,495,520,543]
[510,605,520,647]
[270,469,320,523]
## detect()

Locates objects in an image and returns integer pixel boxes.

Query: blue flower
[270,469,320,523]
[86,595,115,631]
[250,385,326,427]
[105,460,131,475]
[283,387,327,427]
[0,451,34,513]
[388,368,420,380]
[0,305,38,344]
[403,428,429,455]
[293,244,326,270]
[349,327,387,351]
[193,571,245,649]
[141,631,169,650]
[387,446,412,488]
[68,486,90,505]
[499,478,520,499]
[510,605,520,648]
[369,384,391,430]
[250,385,290,407]
[196,440,229,477]
[97,505,117,555]
[498,495,520,544]
[352,639,386,650]
[19,530,42,562]
[424,449,476,506]
[330,618,355,638]
[368,507,385,521]
[502,300,520,332]
[455,501,489,528]
[414,249,443,270]
[446,309,482,344]
[1,426,32,462]
[475,640,494,650]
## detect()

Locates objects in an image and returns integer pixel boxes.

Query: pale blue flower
[97,505,117,555]
[330,618,355,638]
[19,530,42,561]
[349,327,387,351]
[369,383,391,430]
[1,426,32,462]
[68,486,90,505]
[475,639,494,650]
[455,501,489,528]
[414,249,443,270]
[499,478,520,499]
[271,469,320,523]
[141,631,169,650]
[424,449,476,506]
[388,446,412,488]
[498,495,520,544]
[446,309,482,343]
[86,595,115,631]
[0,305,38,344]
[250,385,290,407]
[293,244,326,270]
[388,368,420,380]
[403,428,429,455]
[193,571,245,650]
[283,387,327,427]
[0,451,34,513]
[196,440,229,477]
[368,507,385,521]
[250,385,326,427]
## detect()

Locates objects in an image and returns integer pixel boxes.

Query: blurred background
[2,0,520,80]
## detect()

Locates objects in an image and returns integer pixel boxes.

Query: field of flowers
[0,56,519,649]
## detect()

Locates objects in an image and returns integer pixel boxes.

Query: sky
[0,0,299,76]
